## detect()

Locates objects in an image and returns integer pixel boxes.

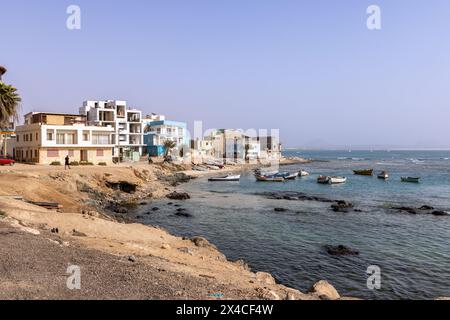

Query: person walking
[65,155,71,170]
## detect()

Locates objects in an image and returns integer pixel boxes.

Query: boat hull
[401,177,420,183]
[209,175,241,182]
[353,169,374,176]
[329,177,347,184]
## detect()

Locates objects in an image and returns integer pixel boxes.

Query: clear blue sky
[2,0,450,148]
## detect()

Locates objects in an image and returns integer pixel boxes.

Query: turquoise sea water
[139,150,450,299]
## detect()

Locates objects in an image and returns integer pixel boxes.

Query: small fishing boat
[353,169,374,176]
[377,171,389,179]
[255,175,285,182]
[328,176,347,184]
[401,177,420,183]
[298,170,310,177]
[208,174,241,182]
[275,172,299,180]
[254,169,278,176]
[317,175,330,184]
[207,165,221,170]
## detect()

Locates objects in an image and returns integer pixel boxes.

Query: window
[47,130,54,141]
[83,131,90,141]
[96,149,104,157]
[29,133,32,142]
[47,149,59,157]
[16,135,19,142]
[34,150,38,158]
[36,132,39,140]
[66,133,75,144]
[56,133,65,144]
[92,134,110,145]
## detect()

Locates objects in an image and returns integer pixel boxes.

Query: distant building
[0,121,15,158]
[80,100,144,161]
[12,112,115,165]
[143,115,187,158]
[191,129,280,163]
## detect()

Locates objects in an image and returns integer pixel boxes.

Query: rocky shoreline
[0,162,356,300]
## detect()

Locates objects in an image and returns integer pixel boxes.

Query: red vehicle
[0,157,15,166]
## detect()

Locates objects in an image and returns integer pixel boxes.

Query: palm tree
[163,140,177,159]
[0,66,21,127]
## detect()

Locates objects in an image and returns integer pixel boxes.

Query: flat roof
[25,112,86,117]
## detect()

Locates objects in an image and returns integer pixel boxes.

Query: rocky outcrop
[166,192,191,200]
[331,200,354,213]
[255,272,276,285]
[190,236,216,249]
[308,280,340,300]
[391,205,449,216]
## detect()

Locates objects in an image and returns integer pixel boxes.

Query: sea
[137,150,450,300]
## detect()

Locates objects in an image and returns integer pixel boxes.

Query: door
[80,150,88,162]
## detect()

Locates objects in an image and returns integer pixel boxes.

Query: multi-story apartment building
[143,114,187,157]
[12,112,115,165]
[80,100,144,161]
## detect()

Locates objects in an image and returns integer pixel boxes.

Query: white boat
[208,174,241,182]
[377,171,389,179]
[298,170,310,177]
[275,172,299,180]
[328,176,347,184]
[207,165,221,170]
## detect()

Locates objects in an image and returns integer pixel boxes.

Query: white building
[13,112,115,165]
[143,114,188,158]
[80,100,145,161]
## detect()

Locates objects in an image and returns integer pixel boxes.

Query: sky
[1,0,450,149]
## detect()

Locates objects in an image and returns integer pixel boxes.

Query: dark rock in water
[258,191,334,203]
[175,209,192,218]
[331,200,354,212]
[324,245,359,256]
[274,208,288,212]
[419,205,435,210]
[72,229,87,237]
[152,207,160,211]
[167,202,173,205]
[431,210,449,216]
[145,212,153,215]
[139,202,148,206]
[391,206,418,214]
[128,255,136,263]
[174,204,181,207]
[354,209,363,213]
[166,192,191,200]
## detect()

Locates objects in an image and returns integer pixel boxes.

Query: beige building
[13,112,115,165]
